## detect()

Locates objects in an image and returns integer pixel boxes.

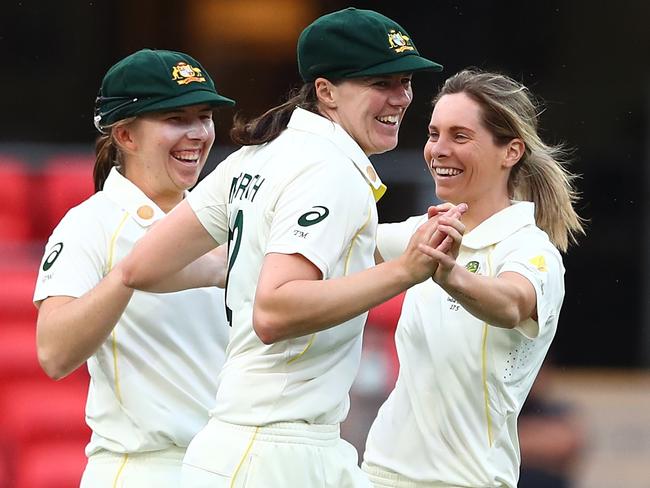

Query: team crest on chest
[387,30,414,53]
[171,61,206,85]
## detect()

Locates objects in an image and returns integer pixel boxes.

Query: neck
[123,164,184,214]
[150,191,184,214]
[460,195,511,233]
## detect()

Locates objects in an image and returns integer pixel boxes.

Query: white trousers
[182,418,371,487]
[80,446,185,487]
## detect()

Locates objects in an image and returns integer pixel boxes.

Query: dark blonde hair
[434,69,585,252]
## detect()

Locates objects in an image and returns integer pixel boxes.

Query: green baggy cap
[298,7,443,82]
[94,48,235,132]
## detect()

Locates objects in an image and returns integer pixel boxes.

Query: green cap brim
[345,55,443,79]
[134,89,235,117]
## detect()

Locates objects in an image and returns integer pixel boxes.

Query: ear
[112,122,138,153]
[503,138,525,168]
[314,77,337,109]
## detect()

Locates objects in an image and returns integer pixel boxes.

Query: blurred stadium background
[0,1,648,487]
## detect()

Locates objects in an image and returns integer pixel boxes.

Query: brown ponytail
[92,118,135,191]
[230,83,321,146]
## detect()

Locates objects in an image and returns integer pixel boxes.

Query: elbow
[497,306,525,329]
[36,325,76,380]
[119,259,151,290]
[37,344,73,380]
[119,259,140,289]
[252,309,286,345]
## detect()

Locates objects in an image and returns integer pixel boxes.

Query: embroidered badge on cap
[171,62,206,85]
[387,30,414,53]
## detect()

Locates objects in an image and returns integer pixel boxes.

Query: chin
[372,140,399,156]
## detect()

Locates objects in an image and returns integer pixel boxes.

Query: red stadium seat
[367,292,405,332]
[366,292,407,386]
[0,380,89,449]
[14,439,87,488]
[0,378,89,487]
[0,323,43,383]
[0,158,33,244]
[0,268,38,324]
[37,155,94,239]
[0,268,37,323]
[0,321,89,386]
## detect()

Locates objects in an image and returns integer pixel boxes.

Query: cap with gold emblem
[297,7,442,82]
[94,48,235,132]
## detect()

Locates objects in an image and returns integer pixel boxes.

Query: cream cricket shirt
[34,168,229,456]
[364,202,565,488]
[188,107,383,426]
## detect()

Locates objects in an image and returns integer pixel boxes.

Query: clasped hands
[402,202,468,286]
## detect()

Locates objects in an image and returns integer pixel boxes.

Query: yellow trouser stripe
[230,427,260,487]
[112,454,129,488]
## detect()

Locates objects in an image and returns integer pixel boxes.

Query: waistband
[88,446,186,464]
[362,462,467,488]
[210,418,340,446]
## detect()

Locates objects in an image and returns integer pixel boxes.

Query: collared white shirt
[188,107,382,425]
[34,168,229,455]
[364,202,565,488]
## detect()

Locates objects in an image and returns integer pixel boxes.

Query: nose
[424,136,450,165]
[389,85,412,108]
[186,118,210,141]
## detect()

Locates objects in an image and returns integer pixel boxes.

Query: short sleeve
[376,214,427,262]
[187,156,232,245]
[496,240,565,339]
[33,206,107,303]
[266,160,372,278]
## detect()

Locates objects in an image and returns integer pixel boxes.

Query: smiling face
[318,73,413,156]
[119,104,215,211]
[424,92,522,220]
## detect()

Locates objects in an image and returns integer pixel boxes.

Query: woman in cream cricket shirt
[34,48,234,487]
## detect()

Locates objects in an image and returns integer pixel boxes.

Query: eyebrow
[428,124,476,134]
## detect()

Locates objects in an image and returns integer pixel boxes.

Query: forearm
[140,245,228,292]
[438,268,535,329]
[121,201,219,290]
[36,268,134,379]
[254,258,413,343]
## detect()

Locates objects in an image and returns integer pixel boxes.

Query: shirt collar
[287,107,387,202]
[102,167,174,227]
[461,201,536,249]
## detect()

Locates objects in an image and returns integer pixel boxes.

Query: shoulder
[494,223,564,281]
[274,127,353,168]
[500,224,561,259]
[48,192,128,240]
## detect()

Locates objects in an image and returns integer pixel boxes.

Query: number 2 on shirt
[225,209,243,327]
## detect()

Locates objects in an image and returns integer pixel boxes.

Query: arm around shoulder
[121,200,220,291]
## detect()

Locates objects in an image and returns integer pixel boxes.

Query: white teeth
[172,150,200,163]
[435,167,462,176]
[376,114,399,125]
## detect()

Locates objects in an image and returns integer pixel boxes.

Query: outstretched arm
[254,204,467,343]
[121,200,221,291]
